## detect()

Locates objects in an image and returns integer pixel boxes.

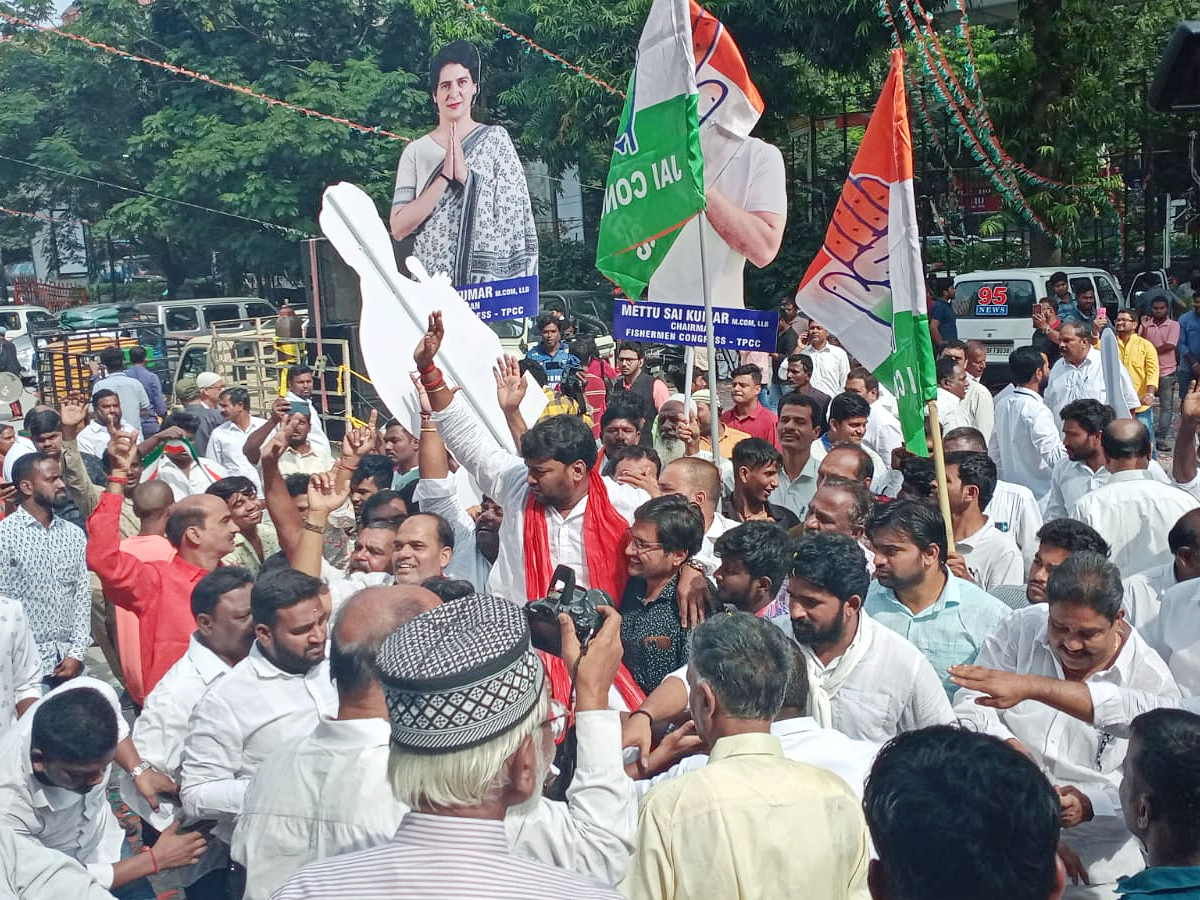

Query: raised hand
[58,394,88,433]
[270,397,292,422]
[105,432,138,476]
[307,470,350,514]
[342,409,378,461]
[493,355,527,415]
[414,311,444,370]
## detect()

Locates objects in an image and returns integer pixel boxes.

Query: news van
[952,267,1123,385]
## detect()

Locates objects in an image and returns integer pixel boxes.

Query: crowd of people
[1,291,1200,900]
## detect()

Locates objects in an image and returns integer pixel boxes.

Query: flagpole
[699,214,719,454]
[682,346,695,410]
[925,399,957,555]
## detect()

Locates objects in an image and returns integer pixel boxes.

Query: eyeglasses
[626,531,662,554]
[543,698,569,742]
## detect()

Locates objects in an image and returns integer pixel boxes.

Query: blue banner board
[457,274,540,322]
[613,300,779,351]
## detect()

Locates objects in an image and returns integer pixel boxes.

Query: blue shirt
[864,572,1011,699]
[524,345,579,387]
[1180,311,1200,371]
[127,363,167,433]
[929,301,957,345]
[1118,866,1200,900]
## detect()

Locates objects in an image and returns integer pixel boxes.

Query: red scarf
[538,650,647,719]
[523,467,629,604]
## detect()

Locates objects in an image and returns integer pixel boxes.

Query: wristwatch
[129,762,155,779]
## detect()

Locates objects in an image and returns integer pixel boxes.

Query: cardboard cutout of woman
[389,41,538,285]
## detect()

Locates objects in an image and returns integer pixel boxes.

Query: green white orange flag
[596,0,706,301]
[794,50,937,454]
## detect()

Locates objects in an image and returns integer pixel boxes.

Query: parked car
[134,297,279,340]
[952,266,1123,386]
[0,305,55,381]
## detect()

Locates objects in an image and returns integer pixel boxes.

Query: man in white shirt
[1071,419,1200,578]
[208,387,267,492]
[942,426,1043,576]
[234,584,441,899]
[935,357,971,432]
[811,392,889,489]
[1045,322,1139,427]
[419,315,651,605]
[180,568,337,843]
[657,457,734,576]
[284,365,331,456]
[799,320,851,399]
[950,552,1181,899]
[75,390,138,458]
[940,341,995,440]
[943,450,1024,591]
[845,367,904,465]
[991,345,1065,507]
[769,392,824,522]
[0,678,206,893]
[1122,508,1200,632]
[783,532,955,743]
[635,641,879,800]
[0,825,121,900]
[0,596,41,736]
[119,567,255,895]
[144,411,228,500]
[90,347,148,442]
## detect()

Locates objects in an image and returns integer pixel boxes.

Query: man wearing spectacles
[619,495,715,696]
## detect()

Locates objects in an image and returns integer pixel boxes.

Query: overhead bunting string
[0,9,411,142]
[455,0,626,98]
[0,205,90,226]
[879,0,1056,241]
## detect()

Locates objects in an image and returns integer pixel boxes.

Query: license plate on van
[984,341,1013,359]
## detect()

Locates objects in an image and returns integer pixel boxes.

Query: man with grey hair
[1044,320,1140,427]
[621,611,870,900]
[272,594,625,899]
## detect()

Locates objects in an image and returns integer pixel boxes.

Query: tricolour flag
[596,0,706,302]
[690,0,764,138]
[795,50,936,454]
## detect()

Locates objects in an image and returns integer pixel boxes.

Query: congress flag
[794,50,936,454]
[596,0,706,302]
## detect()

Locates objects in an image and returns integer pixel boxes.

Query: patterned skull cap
[377,593,546,753]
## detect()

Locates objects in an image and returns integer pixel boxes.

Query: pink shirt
[1141,317,1180,376]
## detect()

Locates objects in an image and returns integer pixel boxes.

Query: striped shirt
[271,812,622,900]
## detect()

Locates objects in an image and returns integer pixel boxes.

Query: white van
[0,305,55,380]
[134,297,279,340]
[952,267,1123,383]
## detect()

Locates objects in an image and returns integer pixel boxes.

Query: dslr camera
[527,565,613,655]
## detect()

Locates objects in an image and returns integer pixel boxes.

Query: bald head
[1101,418,1151,470]
[132,480,175,520]
[166,494,229,549]
[818,445,874,488]
[658,457,721,516]
[331,585,441,710]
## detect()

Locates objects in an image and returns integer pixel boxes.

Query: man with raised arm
[415,312,651,605]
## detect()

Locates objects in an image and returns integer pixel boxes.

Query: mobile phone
[289,400,311,417]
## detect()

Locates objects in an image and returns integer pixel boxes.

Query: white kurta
[953,604,1180,898]
[1070,470,1200,577]
[990,386,1066,505]
[432,393,647,604]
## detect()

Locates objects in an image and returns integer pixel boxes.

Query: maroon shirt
[721,404,779,448]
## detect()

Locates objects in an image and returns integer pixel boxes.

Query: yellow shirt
[1117,332,1160,412]
[620,732,870,900]
[699,425,752,461]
